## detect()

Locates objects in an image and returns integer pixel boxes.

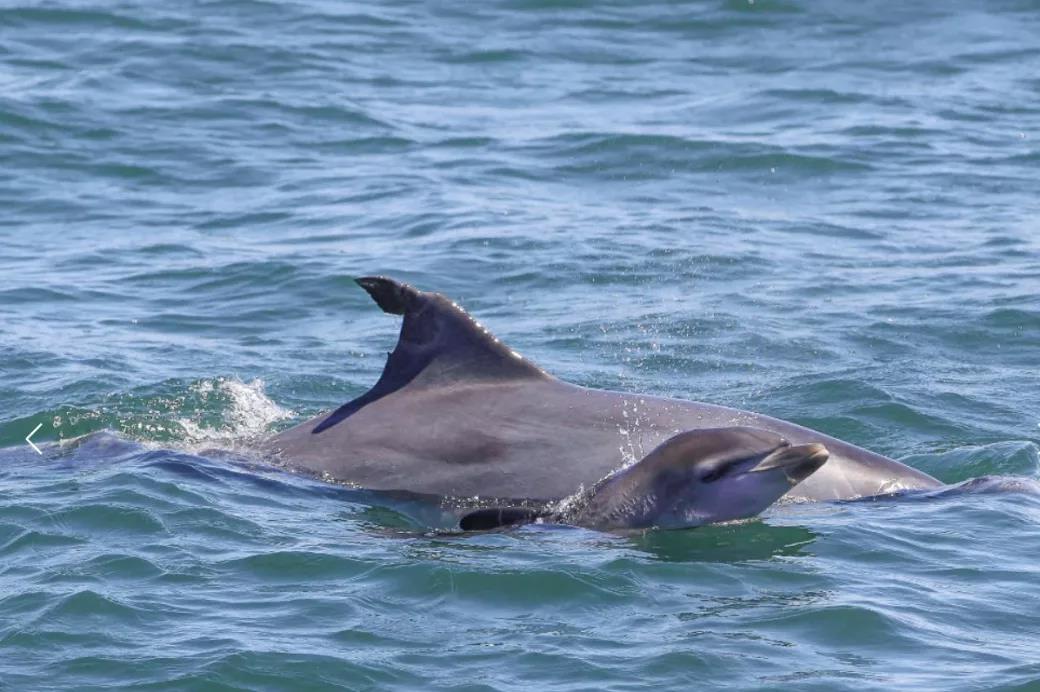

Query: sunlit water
[2,1,1039,689]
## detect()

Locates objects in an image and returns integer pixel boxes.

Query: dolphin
[261,276,941,519]
[458,427,829,531]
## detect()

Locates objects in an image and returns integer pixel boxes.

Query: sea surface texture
[2,1,1040,689]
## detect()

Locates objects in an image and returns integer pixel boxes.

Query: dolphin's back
[264,377,939,502]
[261,276,941,502]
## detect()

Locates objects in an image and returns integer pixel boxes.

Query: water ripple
[2,0,1040,688]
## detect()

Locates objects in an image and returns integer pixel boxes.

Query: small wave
[902,441,1040,483]
[0,286,82,303]
[0,6,161,30]
[42,589,149,626]
[443,48,530,64]
[42,504,167,537]
[217,550,367,581]
[981,308,1040,331]
[525,131,871,181]
[0,530,86,558]
[758,87,873,105]
[302,135,416,155]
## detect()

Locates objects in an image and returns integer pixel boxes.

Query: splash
[14,378,295,457]
[615,397,650,467]
[551,483,590,518]
[174,377,294,451]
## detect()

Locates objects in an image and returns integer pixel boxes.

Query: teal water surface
[2,1,1040,689]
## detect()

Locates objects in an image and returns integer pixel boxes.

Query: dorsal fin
[312,276,548,434]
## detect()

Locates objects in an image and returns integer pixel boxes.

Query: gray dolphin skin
[261,276,941,520]
[459,427,829,531]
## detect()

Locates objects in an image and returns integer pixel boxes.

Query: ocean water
[2,0,1040,689]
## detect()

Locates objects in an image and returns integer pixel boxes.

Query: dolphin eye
[700,467,725,483]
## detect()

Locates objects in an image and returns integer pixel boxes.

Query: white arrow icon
[25,423,43,455]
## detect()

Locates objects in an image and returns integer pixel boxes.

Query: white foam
[174,377,293,452]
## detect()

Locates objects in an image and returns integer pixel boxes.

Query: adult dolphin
[261,276,940,506]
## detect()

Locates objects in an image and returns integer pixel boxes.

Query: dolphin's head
[571,427,828,530]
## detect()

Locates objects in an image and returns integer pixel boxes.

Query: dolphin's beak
[749,442,829,483]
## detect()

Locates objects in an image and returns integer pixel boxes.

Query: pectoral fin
[459,507,543,531]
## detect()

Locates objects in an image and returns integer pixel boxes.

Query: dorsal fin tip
[355,276,420,315]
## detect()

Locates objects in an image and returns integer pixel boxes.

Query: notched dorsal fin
[312,276,549,434]
[459,507,543,531]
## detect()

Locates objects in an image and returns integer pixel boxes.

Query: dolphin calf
[261,276,940,518]
[458,427,828,530]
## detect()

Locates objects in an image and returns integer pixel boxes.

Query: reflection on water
[623,520,818,563]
